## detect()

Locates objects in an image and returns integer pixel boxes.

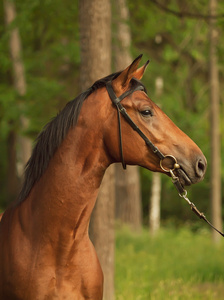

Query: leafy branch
[150,0,224,20]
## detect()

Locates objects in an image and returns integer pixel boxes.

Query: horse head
[103,55,207,187]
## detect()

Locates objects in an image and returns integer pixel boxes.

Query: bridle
[106,78,224,237]
[106,78,165,170]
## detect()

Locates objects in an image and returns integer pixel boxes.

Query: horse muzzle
[176,155,207,186]
[160,154,207,187]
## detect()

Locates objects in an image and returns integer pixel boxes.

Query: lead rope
[161,155,224,237]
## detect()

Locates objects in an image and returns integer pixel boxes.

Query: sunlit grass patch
[115,226,224,299]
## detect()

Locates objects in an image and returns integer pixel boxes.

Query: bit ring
[160,155,180,172]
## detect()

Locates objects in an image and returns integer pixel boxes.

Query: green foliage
[116,227,224,299]
[1,0,80,122]
[128,0,224,223]
[0,0,80,206]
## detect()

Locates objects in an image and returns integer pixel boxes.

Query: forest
[0,0,224,299]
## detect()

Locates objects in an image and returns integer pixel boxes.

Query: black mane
[17,72,146,203]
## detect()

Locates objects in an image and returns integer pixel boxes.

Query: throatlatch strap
[116,106,126,169]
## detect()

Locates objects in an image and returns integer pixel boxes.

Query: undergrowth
[115,226,224,300]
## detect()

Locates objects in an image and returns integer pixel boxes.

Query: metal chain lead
[160,155,224,237]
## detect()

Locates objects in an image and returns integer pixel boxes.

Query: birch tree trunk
[4,0,32,202]
[149,172,161,235]
[79,1,115,299]
[6,129,19,203]
[113,0,142,231]
[209,0,222,243]
[149,77,163,235]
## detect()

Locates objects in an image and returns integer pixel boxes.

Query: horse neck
[25,99,111,242]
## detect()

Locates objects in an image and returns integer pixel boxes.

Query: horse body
[0,92,109,299]
[0,56,207,299]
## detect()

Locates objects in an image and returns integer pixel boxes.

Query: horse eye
[140,109,153,117]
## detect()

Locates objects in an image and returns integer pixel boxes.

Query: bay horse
[0,55,206,300]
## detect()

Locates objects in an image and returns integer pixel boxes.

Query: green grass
[115,227,224,299]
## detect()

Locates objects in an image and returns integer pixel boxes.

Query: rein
[106,80,224,237]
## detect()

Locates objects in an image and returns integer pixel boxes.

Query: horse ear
[112,54,143,94]
[133,60,150,80]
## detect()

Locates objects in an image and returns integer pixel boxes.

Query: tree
[3,0,32,203]
[149,76,163,235]
[149,172,161,234]
[113,0,142,231]
[128,0,219,225]
[79,1,115,299]
[209,0,222,243]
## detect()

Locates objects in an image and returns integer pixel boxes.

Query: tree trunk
[89,167,115,300]
[149,172,161,235]
[6,129,20,204]
[149,77,163,235]
[115,164,142,230]
[79,1,114,299]
[113,0,131,69]
[113,0,142,231]
[3,0,32,178]
[209,0,222,243]
[79,0,111,89]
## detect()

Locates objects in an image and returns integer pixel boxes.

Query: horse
[0,55,206,300]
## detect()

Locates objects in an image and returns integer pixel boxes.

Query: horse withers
[0,55,206,300]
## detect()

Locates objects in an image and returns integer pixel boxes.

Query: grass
[115,226,224,299]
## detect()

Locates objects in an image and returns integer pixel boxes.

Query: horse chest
[0,234,103,300]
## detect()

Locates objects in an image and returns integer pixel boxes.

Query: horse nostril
[195,158,207,178]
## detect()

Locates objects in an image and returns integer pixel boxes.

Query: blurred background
[1,0,224,299]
